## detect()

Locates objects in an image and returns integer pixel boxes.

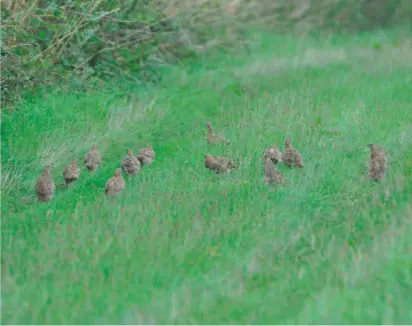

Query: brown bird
[206,122,230,145]
[137,145,155,167]
[367,143,387,181]
[63,159,80,187]
[122,149,141,176]
[105,168,125,196]
[263,150,285,185]
[84,143,101,172]
[282,138,304,168]
[35,165,55,202]
[204,154,237,174]
[264,144,282,164]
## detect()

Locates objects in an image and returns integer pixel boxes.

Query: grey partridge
[84,143,101,172]
[63,159,80,186]
[206,122,230,145]
[367,143,387,181]
[105,168,125,196]
[122,149,141,176]
[204,154,237,174]
[137,145,155,167]
[282,138,304,168]
[263,150,285,185]
[36,165,55,202]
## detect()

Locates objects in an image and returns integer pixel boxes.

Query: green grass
[2,28,412,324]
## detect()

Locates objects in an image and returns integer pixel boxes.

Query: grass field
[2,28,412,324]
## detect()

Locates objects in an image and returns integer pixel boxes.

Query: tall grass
[2,27,412,324]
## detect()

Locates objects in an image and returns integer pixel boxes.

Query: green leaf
[36,27,48,41]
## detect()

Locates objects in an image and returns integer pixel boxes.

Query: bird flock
[34,122,388,202]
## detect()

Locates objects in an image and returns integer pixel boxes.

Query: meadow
[1,28,412,324]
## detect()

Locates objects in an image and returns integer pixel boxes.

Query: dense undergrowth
[2,0,412,108]
[1,26,412,323]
